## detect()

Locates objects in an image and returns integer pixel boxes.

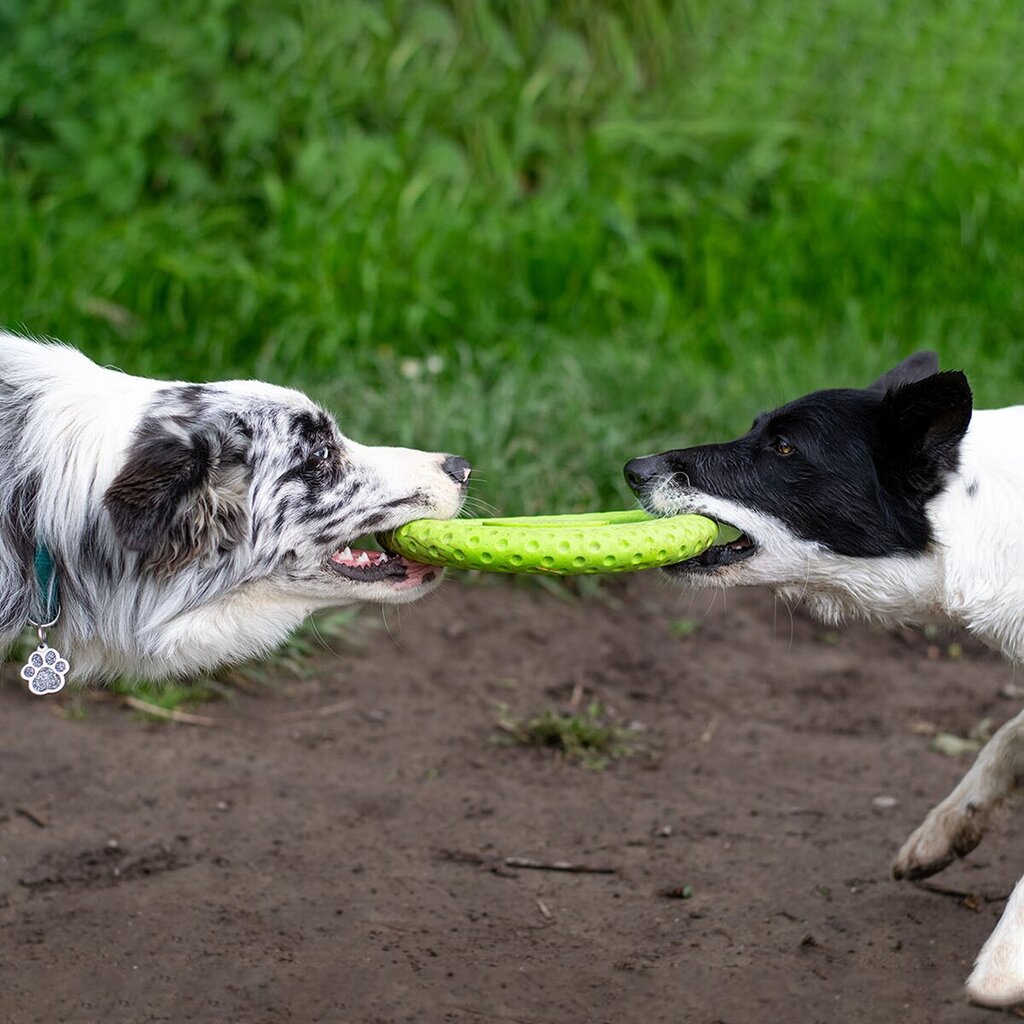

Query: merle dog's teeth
[356,551,370,565]
[342,546,352,560]
[378,553,388,563]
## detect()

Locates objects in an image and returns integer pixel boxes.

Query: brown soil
[1,577,1020,1024]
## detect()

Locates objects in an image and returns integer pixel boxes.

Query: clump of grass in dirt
[495,699,639,770]
[668,618,700,639]
[112,677,221,721]
[929,718,994,758]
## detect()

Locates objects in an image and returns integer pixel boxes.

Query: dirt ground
[1,576,1022,1024]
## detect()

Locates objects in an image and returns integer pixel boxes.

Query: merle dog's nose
[624,455,662,493]
[442,455,472,487]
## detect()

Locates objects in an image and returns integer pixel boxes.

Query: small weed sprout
[495,699,639,770]
[669,618,700,638]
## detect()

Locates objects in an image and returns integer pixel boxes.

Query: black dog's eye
[773,437,796,457]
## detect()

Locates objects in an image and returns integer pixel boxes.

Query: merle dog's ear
[875,371,972,494]
[868,351,940,393]
[104,415,250,572]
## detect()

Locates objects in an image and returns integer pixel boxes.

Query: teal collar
[33,545,60,625]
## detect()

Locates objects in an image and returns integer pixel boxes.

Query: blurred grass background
[2,0,1022,514]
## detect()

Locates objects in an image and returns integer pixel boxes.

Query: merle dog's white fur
[627,353,1024,1007]
[0,332,468,681]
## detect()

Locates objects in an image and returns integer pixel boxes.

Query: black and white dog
[0,332,470,682]
[625,353,1024,1007]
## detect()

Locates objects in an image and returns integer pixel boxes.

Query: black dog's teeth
[663,531,757,572]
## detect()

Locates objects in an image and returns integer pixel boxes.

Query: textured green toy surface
[385,510,735,576]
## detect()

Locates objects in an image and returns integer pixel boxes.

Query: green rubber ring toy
[383,510,738,576]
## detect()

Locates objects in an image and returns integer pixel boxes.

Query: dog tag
[21,643,70,696]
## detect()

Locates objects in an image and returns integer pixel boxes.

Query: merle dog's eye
[306,445,333,466]
[773,437,796,457]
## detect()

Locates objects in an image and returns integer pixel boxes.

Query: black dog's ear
[875,371,972,495]
[869,351,940,393]
[104,415,250,572]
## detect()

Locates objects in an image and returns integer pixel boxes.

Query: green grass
[495,699,639,770]
[2,0,1023,517]
[668,617,700,639]
[111,676,220,717]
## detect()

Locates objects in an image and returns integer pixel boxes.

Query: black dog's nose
[624,455,662,492]
[442,455,472,487]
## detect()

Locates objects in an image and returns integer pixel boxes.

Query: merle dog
[0,332,469,682]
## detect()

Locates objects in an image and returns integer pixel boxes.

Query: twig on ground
[278,699,353,721]
[504,856,617,874]
[15,805,48,828]
[438,848,618,875]
[694,714,718,746]
[568,679,585,712]
[915,880,1010,908]
[123,696,216,726]
[536,898,552,919]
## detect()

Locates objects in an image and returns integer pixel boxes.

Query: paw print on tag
[21,644,69,695]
